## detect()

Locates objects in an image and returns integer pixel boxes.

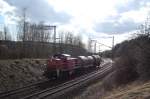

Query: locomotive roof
[53,54,71,57]
[62,54,71,57]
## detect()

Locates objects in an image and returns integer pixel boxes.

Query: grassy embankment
[0,59,47,92]
[74,79,150,99]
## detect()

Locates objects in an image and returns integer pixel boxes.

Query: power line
[96,42,112,48]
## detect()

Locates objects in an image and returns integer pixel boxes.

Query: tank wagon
[44,54,101,79]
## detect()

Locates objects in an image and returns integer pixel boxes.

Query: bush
[113,56,139,85]
[102,56,139,91]
[0,45,9,59]
[101,35,150,90]
[134,35,150,80]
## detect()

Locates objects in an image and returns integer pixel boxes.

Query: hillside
[0,59,47,92]
[74,79,150,99]
[103,81,150,99]
[75,33,150,99]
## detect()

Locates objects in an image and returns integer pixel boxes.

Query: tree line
[101,17,150,92]
[0,21,87,59]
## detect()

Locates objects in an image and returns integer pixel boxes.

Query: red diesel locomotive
[44,54,101,79]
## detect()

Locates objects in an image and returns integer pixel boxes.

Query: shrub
[134,35,150,80]
[114,56,138,85]
[106,34,150,86]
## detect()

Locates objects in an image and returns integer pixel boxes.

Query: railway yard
[0,58,112,99]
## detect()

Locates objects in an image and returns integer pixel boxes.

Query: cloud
[48,0,119,33]
[94,0,150,34]
[3,0,150,34]
[48,0,150,35]
[1,0,150,49]
[0,0,16,24]
[117,0,150,13]
[120,7,150,23]
[94,18,139,34]
[4,0,71,24]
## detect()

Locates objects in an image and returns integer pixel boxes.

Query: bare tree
[17,8,27,41]
[24,22,52,42]
[87,37,92,52]
[0,30,4,40]
[138,16,150,36]
[4,25,11,40]
[73,34,84,47]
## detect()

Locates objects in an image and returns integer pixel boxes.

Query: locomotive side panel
[44,54,78,78]
[44,54,102,79]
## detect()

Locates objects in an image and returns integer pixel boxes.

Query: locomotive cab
[44,54,76,79]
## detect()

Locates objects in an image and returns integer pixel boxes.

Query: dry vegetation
[0,59,47,92]
[103,81,150,99]
[0,40,87,59]
[74,20,150,99]
[0,21,87,59]
[74,81,103,99]
[74,79,150,99]
[99,34,150,98]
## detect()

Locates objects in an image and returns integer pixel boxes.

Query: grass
[74,81,103,99]
[103,81,150,99]
[74,80,150,99]
[0,59,47,92]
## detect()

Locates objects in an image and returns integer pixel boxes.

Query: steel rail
[0,60,112,99]
[22,63,112,99]
[0,79,50,98]
[40,65,111,99]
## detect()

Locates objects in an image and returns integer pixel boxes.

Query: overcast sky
[0,0,150,51]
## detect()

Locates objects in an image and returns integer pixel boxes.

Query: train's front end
[44,55,63,79]
[44,54,77,79]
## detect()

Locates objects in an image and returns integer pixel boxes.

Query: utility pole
[21,8,27,58]
[91,40,97,54]
[112,36,114,48]
[59,37,62,54]
[94,40,97,54]
[4,25,7,40]
[41,25,57,54]
[56,37,61,54]
[53,26,56,54]
[98,44,100,53]
[88,37,92,52]
[112,36,114,60]
[23,8,27,42]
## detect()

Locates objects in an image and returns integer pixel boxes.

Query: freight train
[44,54,101,79]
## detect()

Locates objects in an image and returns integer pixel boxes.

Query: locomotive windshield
[53,54,71,59]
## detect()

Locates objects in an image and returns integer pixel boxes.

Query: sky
[0,0,150,51]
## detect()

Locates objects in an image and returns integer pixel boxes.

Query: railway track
[0,77,71,99]
[0,61,112,99]
[0,79,51,99]
[22,62,112,99]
